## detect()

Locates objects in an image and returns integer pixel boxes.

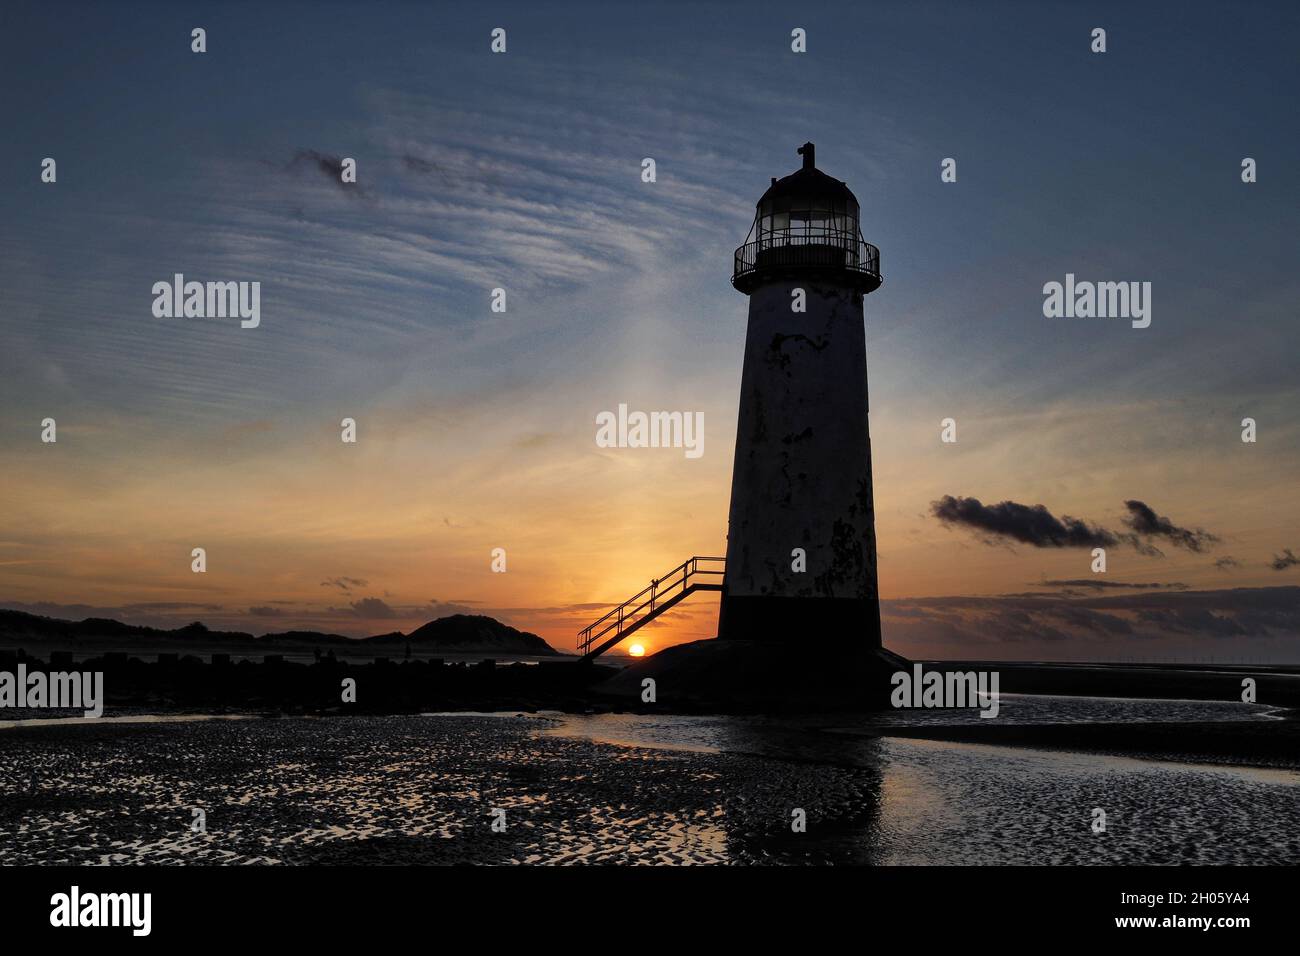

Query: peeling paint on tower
[719,143,884,647]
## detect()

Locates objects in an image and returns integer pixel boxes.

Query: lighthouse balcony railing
[732,234,880,286]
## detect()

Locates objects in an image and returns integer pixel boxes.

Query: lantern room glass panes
[753,196,860,252]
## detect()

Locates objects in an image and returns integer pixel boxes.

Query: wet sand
[879,717,1300,770]
[0,715,877,865]
[1,708,1297,865]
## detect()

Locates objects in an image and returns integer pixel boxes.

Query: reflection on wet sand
[0,706,1295,864]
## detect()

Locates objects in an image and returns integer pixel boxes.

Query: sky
[1,1,1298,661]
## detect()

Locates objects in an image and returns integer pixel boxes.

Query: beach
[2,698,1297,865]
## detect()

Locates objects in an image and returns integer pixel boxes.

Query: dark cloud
[247,606,282,617]
[932,495,1223,558]
[1036,579,1188,591]
[281,150,365,196]
[1271,548,1300,571]
[402,154,448,178]
[931,495,1117,549]
[1134,607,1245,638]
[882,586,1300,653]
[1122,500,1219,553]
[1050,603,1135,636]
[321,577,368,592]
[1214,556,1241,570]
[123,602,225,612]
[350,597,397,619]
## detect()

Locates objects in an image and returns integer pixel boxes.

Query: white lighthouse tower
[719,143,884,647]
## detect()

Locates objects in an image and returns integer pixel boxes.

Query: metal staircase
[576,556,724,660]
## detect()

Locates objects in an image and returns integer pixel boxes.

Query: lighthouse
[583,142,902,705]
[719,143,884,647]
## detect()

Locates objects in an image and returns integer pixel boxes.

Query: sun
[628,643,646,658]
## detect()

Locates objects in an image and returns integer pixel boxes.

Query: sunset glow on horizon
[2,4,1297,663]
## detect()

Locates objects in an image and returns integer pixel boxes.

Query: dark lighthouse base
[595,638,908,712]
[717,594,883,647]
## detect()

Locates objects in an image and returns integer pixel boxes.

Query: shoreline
[878,713,1300,771]
[4,700,1297,773]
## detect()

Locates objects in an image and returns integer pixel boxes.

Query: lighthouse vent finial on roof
[797,142,815,170]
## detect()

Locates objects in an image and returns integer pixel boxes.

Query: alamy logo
[50,886,151,936]
[152,273,261,328]
[595,403,704,459]
[1042,273,1151,328]
[0,665,104,718]
[890,664,1000,718]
